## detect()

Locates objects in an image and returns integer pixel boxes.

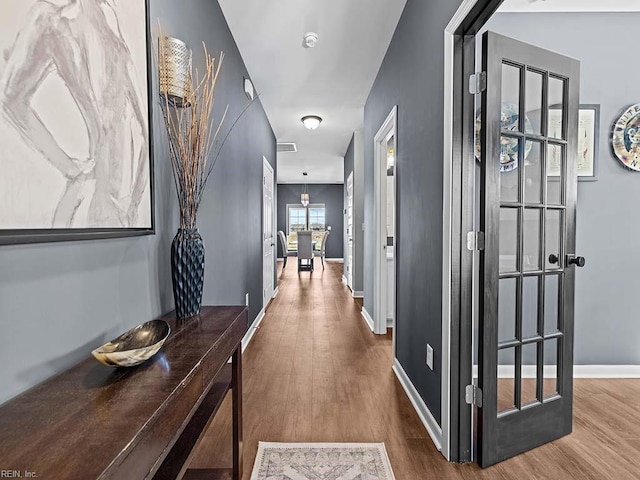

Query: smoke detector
[303,32,318,48]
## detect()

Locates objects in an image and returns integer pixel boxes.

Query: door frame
[443,0,508,463]
[346,171,354,289]
[374,105,398,336]
[262,156,275,309]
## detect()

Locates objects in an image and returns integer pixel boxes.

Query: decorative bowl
[91,320,171,367]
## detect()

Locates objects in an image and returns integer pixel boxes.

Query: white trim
[342,275,348,285]
[392,359,443,452]
[324,258,344,261]
[352,291,364,298]
[386,319,394,329]
[272,286,279,298]
[361,307,375,332]
[242,307,266,353]
[493,365,640,379]
[373,106,397,336]
[442,0,480,462]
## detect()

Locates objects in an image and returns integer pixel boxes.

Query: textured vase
[171,228,205,319]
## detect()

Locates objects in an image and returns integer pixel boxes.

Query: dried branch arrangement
[158,32,227,229]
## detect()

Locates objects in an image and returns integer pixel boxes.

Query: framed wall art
[0,0,154,245]
[547,104,600,181]
[612,103,640,172]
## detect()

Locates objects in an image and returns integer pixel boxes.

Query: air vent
[277,142,297,153]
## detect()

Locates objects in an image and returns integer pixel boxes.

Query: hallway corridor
[191,260,640,479]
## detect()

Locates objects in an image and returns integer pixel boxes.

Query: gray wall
[363,0,465,424]
[343,132,365,293]
[485,12,640,365]
[276,184,344,259]
[0,0,276,405]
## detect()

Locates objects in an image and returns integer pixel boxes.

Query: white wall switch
[245,293,249,306]
[426,344,434,370]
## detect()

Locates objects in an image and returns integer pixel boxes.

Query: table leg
[232,346,243,480]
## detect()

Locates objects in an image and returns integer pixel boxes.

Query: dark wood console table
[0,306,248,480]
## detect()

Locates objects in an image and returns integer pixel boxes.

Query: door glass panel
[499,278,517,343]
[526,69,544,135]
[521,342,539,407]
[547,76,565,139]
[498,347,516,414]
[522,276,539,339]
[523,208,541,271]
[500,207,518,273]
[502,63,521,128]
[546,143,564,205]
[543,338,559,400]
[501,167,519,203]
[500,136,520,175]
[545,209,562,270]
[524,141,542,204]
[544,275,560,334]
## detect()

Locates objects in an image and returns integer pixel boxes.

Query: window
[287,203,326,234]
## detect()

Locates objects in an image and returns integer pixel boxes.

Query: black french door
[478,31,582,467]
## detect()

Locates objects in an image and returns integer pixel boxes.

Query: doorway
[374,106,398,335]
[346,172,354,289]
[446,0,585,467]
[263,156,275,308]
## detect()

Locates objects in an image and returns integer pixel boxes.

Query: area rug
[249,442,396,480]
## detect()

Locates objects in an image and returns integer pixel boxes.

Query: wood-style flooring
[191,260,640,479]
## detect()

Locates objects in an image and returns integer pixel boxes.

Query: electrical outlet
[426,344,434,370]
[245,293,249,306]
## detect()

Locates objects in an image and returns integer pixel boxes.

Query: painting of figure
[0,0,151,233]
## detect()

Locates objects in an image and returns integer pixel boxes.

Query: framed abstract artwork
[0,0,154,245]
[547,104,599,181]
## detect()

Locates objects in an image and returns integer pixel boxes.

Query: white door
[346,172,354,288]
[374,106,397,334]
[263,157,275,308]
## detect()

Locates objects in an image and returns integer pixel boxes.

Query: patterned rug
[249,442,396,480]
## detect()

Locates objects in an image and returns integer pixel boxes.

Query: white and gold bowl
[91,320,171,367]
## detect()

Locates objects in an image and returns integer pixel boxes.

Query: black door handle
[567,255,586,267]
[548,254,559,265]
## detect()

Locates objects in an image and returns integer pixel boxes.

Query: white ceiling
[218,0,407,184]
[498,0,640,12]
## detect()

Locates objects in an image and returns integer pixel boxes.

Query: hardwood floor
[191,260,640,479]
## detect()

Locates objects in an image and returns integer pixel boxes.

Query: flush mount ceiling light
[303,32,319,48]
[301,115,322,130]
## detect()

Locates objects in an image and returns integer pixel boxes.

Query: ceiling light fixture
[301,115,322,130]
[303,32,319,48]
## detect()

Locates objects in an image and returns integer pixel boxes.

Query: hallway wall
[363,0,466,425]
[0,0,275,405]
[343,132,365,293]
[485,12,640,365]
[276,184,344,259]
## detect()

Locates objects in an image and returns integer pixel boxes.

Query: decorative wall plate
[475,102,533,172]
[612,103,640,171]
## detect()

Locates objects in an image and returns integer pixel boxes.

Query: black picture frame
[0,0,155,246]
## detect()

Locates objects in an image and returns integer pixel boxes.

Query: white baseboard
[392,359,443,452]
[352,291,364,298]
[242,287,279,352]
[386,318,394,328]
[325,258,344,261]
[342,275,348,285]
[361,307,375,332]
[473,364,640,378]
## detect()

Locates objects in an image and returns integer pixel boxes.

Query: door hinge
[465,384,483,407]
[466,231,485,251]
[469,72,486,95]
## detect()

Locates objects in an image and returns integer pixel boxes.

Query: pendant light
[301,172,310,207]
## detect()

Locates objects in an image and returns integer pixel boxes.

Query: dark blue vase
[171,228,205,319]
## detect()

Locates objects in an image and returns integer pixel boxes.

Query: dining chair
[277,230,294,268]
[296,230,314,272]
[314,230,330,269]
